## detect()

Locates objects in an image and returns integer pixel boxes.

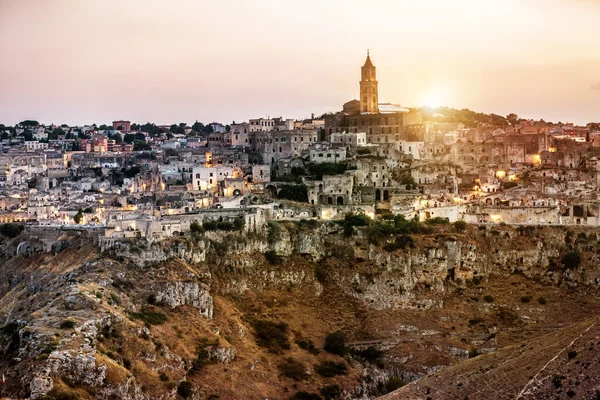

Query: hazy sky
[1,0,599,126]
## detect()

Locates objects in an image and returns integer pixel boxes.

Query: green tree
[112,133,123,144]
[74,209,84,224]
[123,133,136,144]
[277,184,308,202]
[133,141,151,151]
[324,331,346,356]
[506,113,519,125]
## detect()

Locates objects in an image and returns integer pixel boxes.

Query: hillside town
[1,53,600,245]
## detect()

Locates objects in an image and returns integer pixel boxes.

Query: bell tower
[360,50,379,114]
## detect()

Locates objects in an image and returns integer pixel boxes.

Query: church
[324,52,425,143]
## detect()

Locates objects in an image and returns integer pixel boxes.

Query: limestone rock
[153,281,213,319]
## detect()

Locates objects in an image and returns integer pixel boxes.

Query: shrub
[292,391,323,400]
[520,296,532,304]
[567,351,577,359]
[343,213,371,236]
[0,223,23,238]
[314,265,327,283]
[503,181,518,189]
[383,235,414,252]
[264,250,282,265]
[552,374,563,388]
[324,331,347,356]
[385,376,405,393]
[177,381,193,398]
[561,251,581,270]
[131,309,167,325]
[159,372,169,381]
[454,220,467,232]
[426,217,449,224]
[319,384,341,399]
[400,174,417,190]
[251,319,290,353]
[469,349,479,358]
[314,360,347,377]
[296,338,320,355]
[308,162,348,180]
[190,347,213,373]
[190,221,205,234]
[354,346,383,362]
[277,184,309,202]
[109,293,121,305]
[60,319,75,329]
[538,297,547,305]
[483,295,494,303]
[278,357,308,381]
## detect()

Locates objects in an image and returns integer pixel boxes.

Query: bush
[319,384,341,399]
[385,376,405,393]
[314,360,347,377]
[190,221,205,234]
[251,319,290,353]
[159,372,169,381]
[296,338,320,355]
[292,391,323,400]
[278,357,308,381]
[354,346,383,362]
[296,338,320,356]
[343,212,371,235]
[109,293,121,305]
[538,297,547,305]
[561,251,581,270]
[567,351,577,359]
[0,223,23,238]
[177,381,193,398]
[520,296,532,304]
[324,331,346,356]
[190,347,213,373]
[60,319,75,329]
[454,220,467,232]
[483,295,494,303]
[308,163,348,180]
[383,235,414,252]
[426,217,449,224]
[277,184,309,202]
[131,309,167,325]
[264,250,282,265]
[314,265,327,283]
[503,181,518,189]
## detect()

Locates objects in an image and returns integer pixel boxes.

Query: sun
[421,92,443,109]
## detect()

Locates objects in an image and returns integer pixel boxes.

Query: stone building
[323,52,423,143]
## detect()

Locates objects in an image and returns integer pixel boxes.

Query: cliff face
[0,223,599,400]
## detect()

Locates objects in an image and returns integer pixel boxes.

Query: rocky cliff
[0,222,599,399]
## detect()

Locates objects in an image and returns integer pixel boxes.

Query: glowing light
[496,170,506,178]
[421,92,443,109]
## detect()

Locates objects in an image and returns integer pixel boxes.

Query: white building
[26,141,49,151]
[330,132,367,147]
[191,166,236,191]
[309,147,347,163]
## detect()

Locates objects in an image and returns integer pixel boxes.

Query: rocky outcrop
[206,346,236,364]
[153,281,213,319]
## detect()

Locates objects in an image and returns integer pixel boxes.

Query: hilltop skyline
[1,0,599,125]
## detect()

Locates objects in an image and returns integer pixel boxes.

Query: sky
[0,0,599,126]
